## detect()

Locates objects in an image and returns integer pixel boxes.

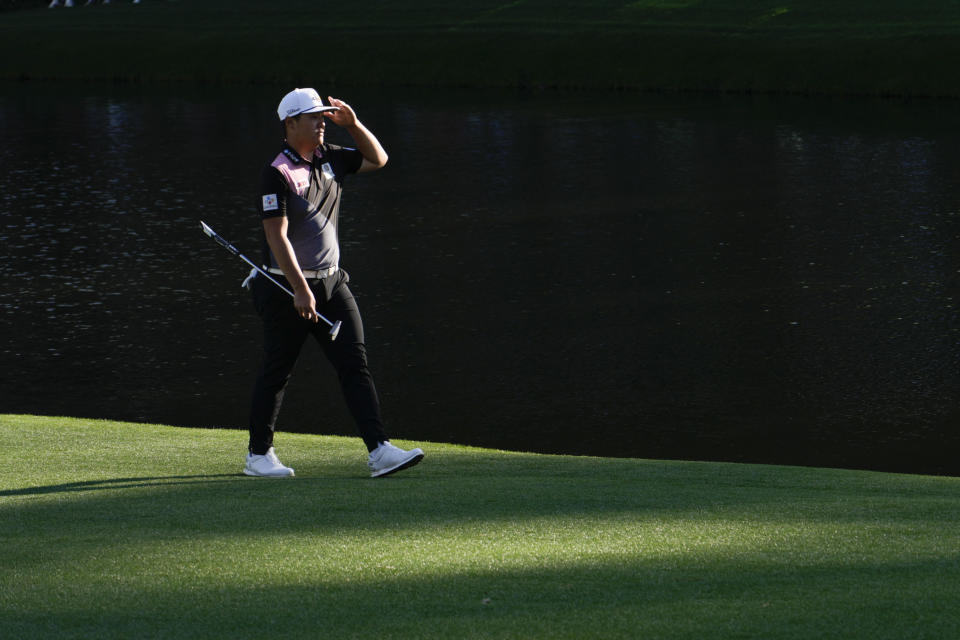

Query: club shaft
[201,221,336,329]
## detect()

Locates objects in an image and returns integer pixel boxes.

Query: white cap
[277,88,338,121]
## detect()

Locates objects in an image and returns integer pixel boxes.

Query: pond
[0,83,957,474]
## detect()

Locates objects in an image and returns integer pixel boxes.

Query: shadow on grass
[4,552,959,639]
[0,474,240,497]
[3,451,958,540]
[3,445,960,638]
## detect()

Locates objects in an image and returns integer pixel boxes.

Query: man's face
[286,112,326,149]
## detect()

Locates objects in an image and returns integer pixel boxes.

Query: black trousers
[248,269,388,455]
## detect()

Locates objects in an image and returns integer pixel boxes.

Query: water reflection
[0,85,956,475]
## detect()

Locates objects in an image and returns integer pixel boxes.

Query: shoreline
[2,1,959,97]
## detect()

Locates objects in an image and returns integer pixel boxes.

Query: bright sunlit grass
[2,414,959,638]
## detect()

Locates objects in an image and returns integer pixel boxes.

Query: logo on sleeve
[262,194,279,211]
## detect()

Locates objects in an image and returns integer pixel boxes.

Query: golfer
[245,87,423,478]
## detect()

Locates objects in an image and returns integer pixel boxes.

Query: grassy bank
[1,414,958,638]
[2,0,960,95]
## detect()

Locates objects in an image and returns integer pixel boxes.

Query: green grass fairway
[2,414,959,639]
[3,0,960,95]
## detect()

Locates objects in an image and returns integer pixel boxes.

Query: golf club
[199,221,342,340]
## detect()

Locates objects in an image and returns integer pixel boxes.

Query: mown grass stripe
[1,414,958,638]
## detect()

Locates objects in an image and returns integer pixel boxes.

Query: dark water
[0,83,957,475]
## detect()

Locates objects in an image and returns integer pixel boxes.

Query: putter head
[329,320,342,341]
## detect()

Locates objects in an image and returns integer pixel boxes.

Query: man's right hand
[293,286,319,323]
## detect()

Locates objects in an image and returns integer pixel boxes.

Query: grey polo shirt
[258,142,364,271]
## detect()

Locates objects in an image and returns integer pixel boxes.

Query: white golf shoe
[244,447,295,477]
[368,441,424,478]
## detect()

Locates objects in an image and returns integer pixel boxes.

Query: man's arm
[325,97,388,173]
[262,216,319,323]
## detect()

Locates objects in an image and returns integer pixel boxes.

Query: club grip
[201,222,240,256]
[214,236,240,255]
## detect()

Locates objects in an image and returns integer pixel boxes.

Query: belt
[268,266,338,280]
